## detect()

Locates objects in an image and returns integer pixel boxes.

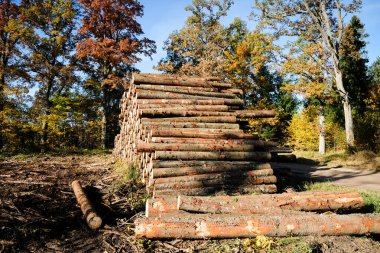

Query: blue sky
[135,0,380,73]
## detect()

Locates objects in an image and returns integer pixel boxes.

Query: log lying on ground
[135,213,380,238]
[151,163,272,178]
[71,180,102,230]
[154,151,271,161]
[177,191,364,213]
[132,73,232,88]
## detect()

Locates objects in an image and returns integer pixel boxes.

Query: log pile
[135,191,380,238]
[114,73,287,196]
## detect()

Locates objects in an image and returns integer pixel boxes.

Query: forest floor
[1,153,380,253]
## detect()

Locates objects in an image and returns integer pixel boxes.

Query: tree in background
[282,37,335,154]
[0,0,31,151]
[76,0,156,148]
[156,0,234,77]
[254,0,362,151]
[21,0,78,151]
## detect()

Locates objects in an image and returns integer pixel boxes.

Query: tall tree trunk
[318,105,325,154]
[101,87,109,149]
[0,73,5,151]
[41,81,53,152]
[334,62,355,150]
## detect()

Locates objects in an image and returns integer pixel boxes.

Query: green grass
[303,182,380,213]
[113,159,141,185]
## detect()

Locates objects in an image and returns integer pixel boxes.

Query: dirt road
[273,162,380,192]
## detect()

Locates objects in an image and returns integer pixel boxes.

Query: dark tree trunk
[0,73,5,151]
[41,80,53,152]
[101,87,110,149]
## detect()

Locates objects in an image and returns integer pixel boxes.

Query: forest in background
[0,0,379,154]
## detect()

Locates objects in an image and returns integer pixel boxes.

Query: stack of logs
[114,73,289,197]
[135,192,380,238]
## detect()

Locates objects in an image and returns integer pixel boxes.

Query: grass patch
[113,159,141,186]
[303,182,380,213]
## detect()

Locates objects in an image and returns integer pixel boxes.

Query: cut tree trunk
[151,160,271,168]
[177,191,364,213]
[154,151,271,161]
[136,98,244,106]
[141,122,240,129]
[151,129,258,140]
[137,142,258,152]
[135,213,380,238]
[151,163,272,178]
[71,180,102,230]
[136,86,237,98]
[132,73,232,88]
[142,116,237,123]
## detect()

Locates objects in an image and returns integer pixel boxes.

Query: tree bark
[138,142,258,152]
[71,180,102,230]
[177,191,364,214]
[142,116,237,123]
[150,129,258,139]
[132,73,232,88]
[151,164,272,178]
[137,98,244,106]
[319,105,326,154]
[0,73,5,150]
[141,122,240,129]
[154,151,271,161]
[135,213,380,238]
[136,86,237,98]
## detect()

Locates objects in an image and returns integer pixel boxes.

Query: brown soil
[1,154,380,253]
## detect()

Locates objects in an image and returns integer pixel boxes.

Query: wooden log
[135,213,380,238]
[151,129,258,140]
[136,99,244,106]
[140,109,276,118]
[154,151,271,161]
[137,84,218,92]
[141,122,240,129]
[138,142,259,152]
[177,191,365,214]
[132,73,232,88]
[137,103,240,110]
[151,138,278,147]
[71,180,102,230]
[143,116,237,123]
[140,105,231,112]
[153,175,277,190]
[235,110,276,118]
[153,184,277,197]
[150,169,274,186]
[136,86,237,98]
[152,160,271,168]
[137,91,225,100]
[152,165,272,178]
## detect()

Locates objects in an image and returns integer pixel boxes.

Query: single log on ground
[154,151,271,161]
[153,184,277,197]
[141,122,240,129]
[177,191,364,213]
[151,163,272,178]
[143,116,237,123]
[151,129,258,140]
[153,175,277,190]
[136,98,244,106]
[71,180,102,230]
[132,73,232,88]
[134,213,380,238]
[146,197,307,217]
